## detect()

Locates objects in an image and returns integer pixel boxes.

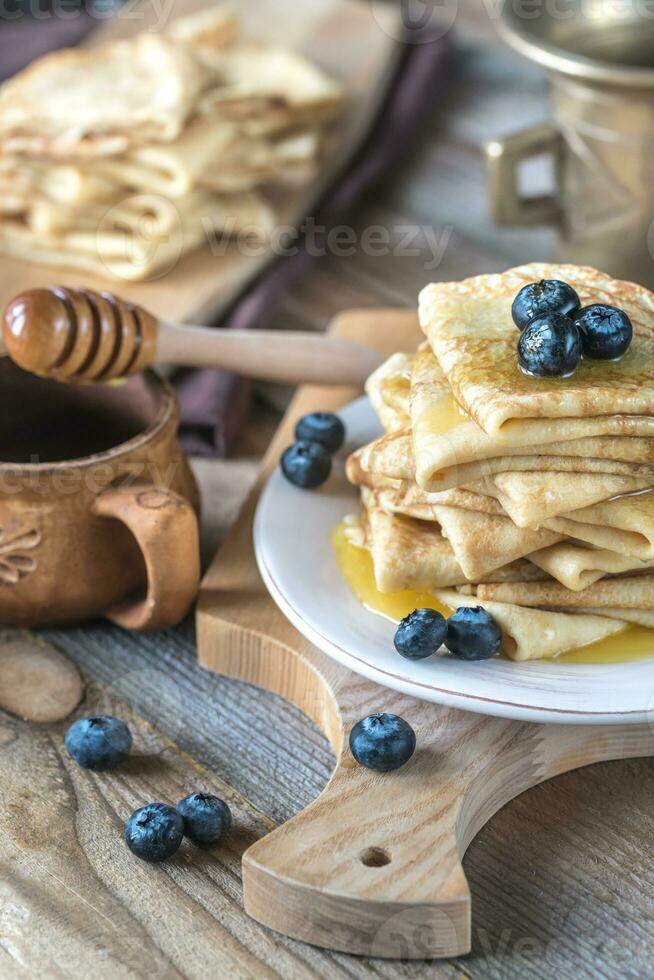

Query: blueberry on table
[349,713,416,772]
[518,313,582,378]
[65,715,132,771]
[125,802,184,862]
[574,304,632,360]
[511,279,580,331]
[445,607,501,661]
[177,793,232,846]
[281,440,332,489]
[394,608,447,660]
[295,412,345,453]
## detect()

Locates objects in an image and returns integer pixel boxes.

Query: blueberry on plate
[445,607,501,661]
[349,713,416,772]
[281,440,332,489]
[394,608,447,660]
[512,279,580,331]
[295,412,345,453]
[124,802,184,862]
[177,793,232,846]
[65,715,132,771]
[518,313,582,378]
[574,303,632,360]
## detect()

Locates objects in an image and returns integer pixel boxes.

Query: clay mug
[0,358,200,630]
[487,0,654,287]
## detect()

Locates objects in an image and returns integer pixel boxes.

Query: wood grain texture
[197,309,654,959]
[4,2,654,976]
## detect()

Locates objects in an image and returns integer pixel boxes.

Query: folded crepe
[476,575,654,610]
[528,542,654,591]
[409,346,654,491]
[355,488,550,593]
[0,189,275,281]
[0,8,344,279]
[545,490,654,559]
[418,262,654,436]
[426,503,561,580]
[435,590,626,661]
[365,351,412,433]
[486,472,654,528]
[0,34,212,157]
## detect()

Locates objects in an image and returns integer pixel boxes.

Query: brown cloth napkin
[0,13,452,455]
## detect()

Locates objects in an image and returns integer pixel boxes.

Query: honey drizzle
[332,523,654,664]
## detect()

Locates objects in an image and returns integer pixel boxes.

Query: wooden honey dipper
[2,287,382,386]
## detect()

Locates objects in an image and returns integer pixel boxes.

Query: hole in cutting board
[360,846,391,867]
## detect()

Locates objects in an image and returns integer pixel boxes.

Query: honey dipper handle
[3,287,382,385]
[157,322,383,387]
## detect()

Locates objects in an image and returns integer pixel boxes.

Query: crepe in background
[0,35,212,157]
[0,189,274,281]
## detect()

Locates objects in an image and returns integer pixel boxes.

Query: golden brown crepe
[476,575,654,610]
[355,488,550,593]
[528,542,654,591]
[436,590,626,661]
[418,263,654,435]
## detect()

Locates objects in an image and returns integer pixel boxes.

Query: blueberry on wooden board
[295,412,345,453]
[177,793,232,846]
[349,713,416,771]
[124,803,184,862]
[65,715,132,771]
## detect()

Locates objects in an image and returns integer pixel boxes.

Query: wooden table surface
[3,3,654,978]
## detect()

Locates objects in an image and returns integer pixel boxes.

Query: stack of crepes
[345,263,654,661]
[0,7,343,280]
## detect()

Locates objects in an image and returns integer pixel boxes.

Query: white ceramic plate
[255,396,654,725]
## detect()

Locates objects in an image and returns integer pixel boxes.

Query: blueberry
[574,303,632,360]
[512,279,580,331]
[518,313,582,378]
[124,802,184,862]
[177,793,232,846]
[445,607,501,661]
[349,713,416,772]
[65,715,132,771]
[281,440,331,489]
[394,608,447,660]
[295,412,345,453]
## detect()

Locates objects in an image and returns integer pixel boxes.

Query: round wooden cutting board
[196,309,654,959]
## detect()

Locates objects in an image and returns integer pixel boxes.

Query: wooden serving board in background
[197,309,654,959]
[0,0,402,325]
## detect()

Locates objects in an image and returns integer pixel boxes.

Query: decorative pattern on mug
[0,527,41,585]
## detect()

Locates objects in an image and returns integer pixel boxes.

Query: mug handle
[92,485,200,632]
[486,123,563,226]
